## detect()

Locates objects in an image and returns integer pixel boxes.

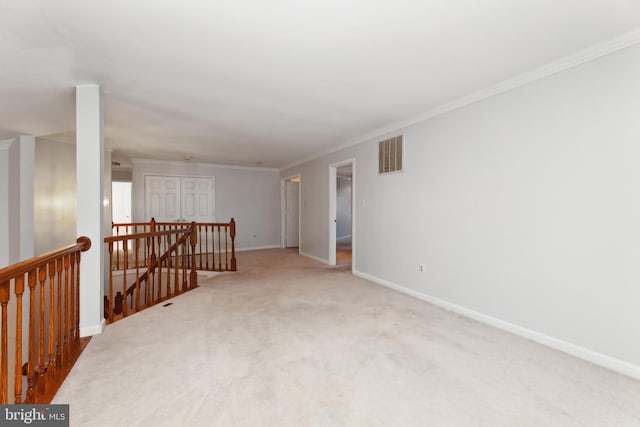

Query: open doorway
[329,159,355,271]
[281,176,300,251]
[112,181,132,224]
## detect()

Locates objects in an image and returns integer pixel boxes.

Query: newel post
[229,218,237,271]
[150,218,156,233]
[189,222,198,289]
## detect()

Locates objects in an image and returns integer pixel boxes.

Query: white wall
[132,160,281,250]
[16,136,35,262]
[34,139,77,255]
[336,177,352,239]
[0,137,35,266]
[281,43,640,375]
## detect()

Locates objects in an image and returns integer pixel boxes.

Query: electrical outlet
[418,264,425,272]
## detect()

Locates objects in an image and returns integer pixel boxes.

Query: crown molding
[130,158,279,172]
[0,138,15,151]
[280,28,640,171]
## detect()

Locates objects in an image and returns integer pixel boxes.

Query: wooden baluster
[217,225,222,272]
[151,234,158,302]
[198,224,203,270]
[69,255,75,345]
[230,218,237,271]
[190,223,198,289]
[14,275,24,403]
[156,233,163,301]
[122,238,128,317]
[179,238,185,291]
[184,232,190,271]
[224,225,229,271]
[214,224,219,271]
[75,252,81,346]
[184,235,189,291]
[26,270,36,403]
[173,236,179,296]
[135,238,141,310]
[145,236,151,305]
[63,256,70,365]
[37,266,46,398]
[108,242,114,323]
[48,261,56,381]
[166,233,171,269]
[115,223,120,270]
[0,279,9,404]
[165,234,171,299]
[56,259,63,370]
[206,225,211,271]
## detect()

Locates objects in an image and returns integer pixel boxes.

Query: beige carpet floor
[53,249,640,426]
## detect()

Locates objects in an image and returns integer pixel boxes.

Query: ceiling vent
[378,135,403,174]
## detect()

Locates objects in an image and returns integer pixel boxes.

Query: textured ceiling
[1,1,639,168]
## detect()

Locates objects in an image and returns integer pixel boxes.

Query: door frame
[280,174,301,251]
[329,158,355,270]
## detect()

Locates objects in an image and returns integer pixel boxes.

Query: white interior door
[111,182,132,223]
[145,175,181,221]
[145,175,215,222]
[181,177,215,222]
[285,180,299,247]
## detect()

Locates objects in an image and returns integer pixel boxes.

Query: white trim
[132,158,279,172]
[80,319,106,338]
[0,138,15,150]
[280,29,640,171]
[236,245,281,252]
[353,269,640,381]
[300,251,329,265]
[336,234,352,242]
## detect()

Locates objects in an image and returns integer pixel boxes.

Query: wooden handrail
[0,237,91,404]
[0,237,91,283]
[124,231,190,297]
[105,228,189,243]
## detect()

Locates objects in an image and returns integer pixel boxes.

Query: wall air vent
[378,135,403,174]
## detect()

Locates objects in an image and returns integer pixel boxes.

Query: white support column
[76,84,105,336]
[7,135,35,263]
[0,139,13,268]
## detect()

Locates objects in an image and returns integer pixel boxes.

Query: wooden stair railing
[103,224,198,324]
[0,237,92,404]
[112,218,237,272]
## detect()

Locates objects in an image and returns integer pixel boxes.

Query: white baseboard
[353,270,640,381]
[300,251,329,265]
[80,319,106,338]
[336,235,352,242]
[236,245,281,252]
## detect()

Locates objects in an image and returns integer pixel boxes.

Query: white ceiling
[1,1,639,169]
